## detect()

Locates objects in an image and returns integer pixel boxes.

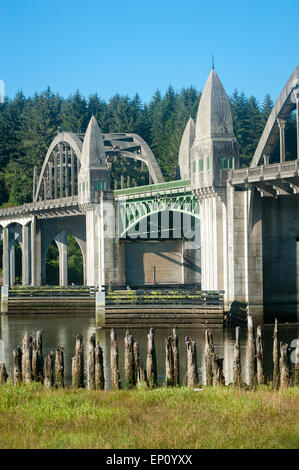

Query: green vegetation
[0,383,297,449]
[0,86,297,207]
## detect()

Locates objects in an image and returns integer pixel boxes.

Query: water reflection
[0,315,298,387]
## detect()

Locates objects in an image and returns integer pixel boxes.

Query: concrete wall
[124,240,201,286]
[262,196,299,322]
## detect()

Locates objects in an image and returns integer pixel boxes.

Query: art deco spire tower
[191,69,238,191]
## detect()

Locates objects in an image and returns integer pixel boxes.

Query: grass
[0,383,298,449]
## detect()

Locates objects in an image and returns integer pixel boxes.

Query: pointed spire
[178,117,195,179]
[195,69,234,140]
[81,116,106,168]
[212,54,215,70]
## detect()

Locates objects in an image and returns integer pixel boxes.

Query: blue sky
[0,0,298,105]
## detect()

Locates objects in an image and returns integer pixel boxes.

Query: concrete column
[102,194,125,286]
[59,144,63,198]
[22,224,30,285]
[48,162,53,199]
[31,217,36,285]
[43,177,47,200]
[263,154,270,165]
[56,231,68,286]
[295,92,299,159]
[2,227,9,286]
[65,149,69,197]
[277,118,287,163]
[30,216,41,286]
[54,151,58,199]
[9,243,15,285]
[71,149,74,197]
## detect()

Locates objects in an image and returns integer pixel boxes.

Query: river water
[0,314,298,387]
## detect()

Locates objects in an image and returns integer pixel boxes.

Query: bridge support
[56,231,68,286]
[198,186,264,326]
[22,224,30,285]
[2,227,9,286]
[9,243,15,285]
[277,118,286,163]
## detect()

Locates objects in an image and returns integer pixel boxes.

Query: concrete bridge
[1,64,299,324]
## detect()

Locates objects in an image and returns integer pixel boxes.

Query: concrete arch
[251,65,299,167]
[123,133,164,183]
[34,132,83,202]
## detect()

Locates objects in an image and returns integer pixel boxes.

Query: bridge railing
[230,159,298,185]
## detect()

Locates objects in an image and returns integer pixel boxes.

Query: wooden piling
[72,334,84,388]
[88,333,96,390]
[172,327,179,386]
[233,326,242,387]
[165,336,174,386]
[110,329,121,390]
[185,337,198,388]
[279,342,290,390]
[256,325,264,385]
[22,332,33,383]
[134,341,146,388]
[0,363,8,383]
[273,318,279,388]
[124,330,136,389]
[95,343,105,390]
[247,316,256,387]
[146,328,157,388]
[55,346,64,388]
[212,354,225,386]
[205,329,214,386]
[295,339,299,387]
[44,351,55,389]
[13,346,22,385]
[32,329,43,382]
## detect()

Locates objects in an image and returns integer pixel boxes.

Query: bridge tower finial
[212,54,215,70]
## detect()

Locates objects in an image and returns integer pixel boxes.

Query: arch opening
[67,234,83,285]
[46,240,59,285]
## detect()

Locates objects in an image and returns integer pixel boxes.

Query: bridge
[0,64,298,324]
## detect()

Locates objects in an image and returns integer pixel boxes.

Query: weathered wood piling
[110,329,121,390]
[0,363,8,383]
[205,329,214,386]
[13,346,23,385]
[172,327,179,386]
[212,354,225,386]
[32,329,43,382]
[55,346,64,388]
[185,337,198,387]
[44,351,55,389]
[95,343,105,390]
[279,342,290,390]
[295,339,299,387]
[247,316,256,386]
[165,336,174,386]
[146,328,157,388]
[233,326,242,387]
[72,334,84,388]
[124,330,136,389]
[88,333,96,390]
[133,341,146,388]
[256,325,264,385]
[273,318,279,388]
[22,332,33,383]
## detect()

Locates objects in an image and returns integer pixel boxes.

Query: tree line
[0,85,297,206]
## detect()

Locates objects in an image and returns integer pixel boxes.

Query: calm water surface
[0,314,298,387]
